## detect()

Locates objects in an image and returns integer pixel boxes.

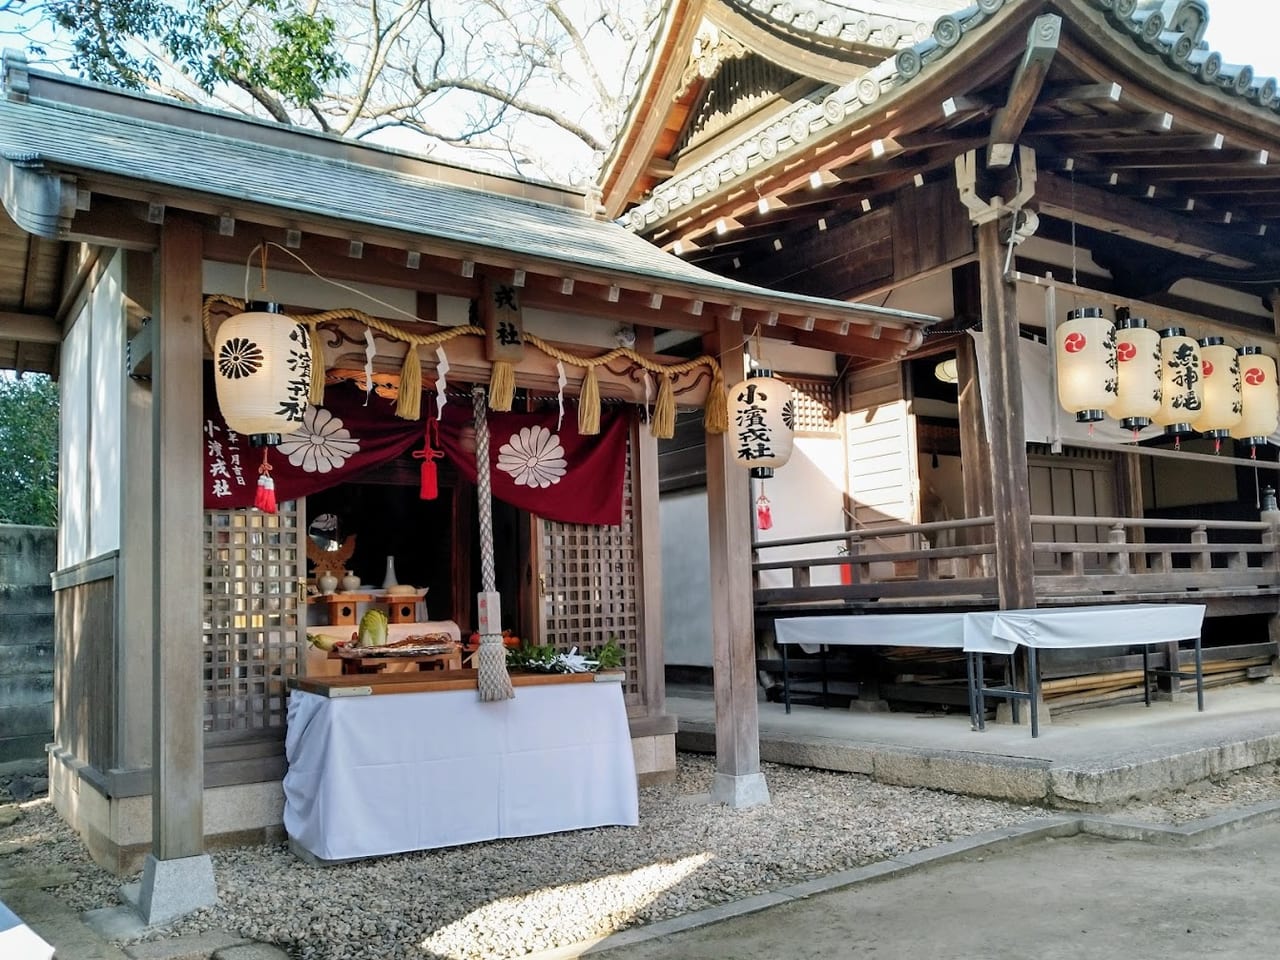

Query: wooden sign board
[480,275,525,363]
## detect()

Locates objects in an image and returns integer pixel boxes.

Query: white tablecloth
[776,604,1206,656]
[284,680,638,861]
[775,614,969,650]
[964,604,1206,655]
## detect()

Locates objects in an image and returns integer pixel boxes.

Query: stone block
[123,930,252,959]
[132,855,218,926]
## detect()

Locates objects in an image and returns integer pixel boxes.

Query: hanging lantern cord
[259,242,270,293]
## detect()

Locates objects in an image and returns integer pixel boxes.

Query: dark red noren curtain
[203,369,627,525]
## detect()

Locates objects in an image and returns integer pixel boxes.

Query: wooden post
[632,327,666,722]
[704,316,769,808]
[955,327,993,518]
[977,221,1036,611]
[137,216,216,923]
[117,250,155,770]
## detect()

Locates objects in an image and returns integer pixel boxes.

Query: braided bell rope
[473,387,514,702]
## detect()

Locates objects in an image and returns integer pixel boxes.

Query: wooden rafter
[987,14,1061,168]
[1035,170,1262,269]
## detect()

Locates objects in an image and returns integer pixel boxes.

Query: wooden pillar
[117,250,155,770]
[703,316,769,808]
[632,327,666,721]
[137,216,216,923]
[955,332,993,523]
[977,221,1035,610]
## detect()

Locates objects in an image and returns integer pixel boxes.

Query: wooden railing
[1031,514,1280,601]
[752,514,1280,611]
[752,517,998,608]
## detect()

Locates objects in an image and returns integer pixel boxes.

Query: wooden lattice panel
[539,438,641,703]
[202,503,303,733]
[782,376,838,436]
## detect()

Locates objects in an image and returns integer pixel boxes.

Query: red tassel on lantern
[412,416,444,500]
[254,448,277,514]
[756,491,773,531]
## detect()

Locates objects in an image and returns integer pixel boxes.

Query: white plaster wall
[753,435,847,588]
[659,489,712,667]
[88,257,123,557]
[58,301,90,568]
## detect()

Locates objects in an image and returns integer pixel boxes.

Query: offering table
[283,670,638,862]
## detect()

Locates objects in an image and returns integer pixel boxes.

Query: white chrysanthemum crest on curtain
[276,407,360,473]
[496,425,567,488]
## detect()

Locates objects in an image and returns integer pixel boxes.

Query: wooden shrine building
[603,0,1280,713]
[0,51,934,883]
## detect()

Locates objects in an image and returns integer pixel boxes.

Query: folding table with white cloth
[774,603,1207,737]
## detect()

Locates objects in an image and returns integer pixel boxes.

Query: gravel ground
[2,754,1280,960]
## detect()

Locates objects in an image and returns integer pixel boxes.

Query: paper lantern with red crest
[1230,347,1278,456]
[1107,316,1161,433]
[1055,307,1117,423]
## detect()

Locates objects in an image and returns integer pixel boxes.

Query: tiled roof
[720,0,959,49]
[626,0,1280,233]
[0,56,934,329]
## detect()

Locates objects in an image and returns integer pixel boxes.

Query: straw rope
[201,295,728,436]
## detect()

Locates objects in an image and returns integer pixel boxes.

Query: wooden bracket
[988,14,1061,169]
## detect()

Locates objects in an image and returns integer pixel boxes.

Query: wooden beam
[976,221,1034,610]
[66,196,160,250]
[987,14,1061,169]
[21,235,41,309]
[702,315,768,808]
[0,310,60,343]
[1034,170,1262,269]
[151,216,206,860]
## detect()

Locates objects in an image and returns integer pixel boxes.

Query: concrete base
[129,854,218,926]
[995,695,1051,726]
[711,771,770,809]
[672,682,1280,808]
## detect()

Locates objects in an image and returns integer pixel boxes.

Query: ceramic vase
[341,570,360,593]
[317,572,338,596]
[382,556,399,589]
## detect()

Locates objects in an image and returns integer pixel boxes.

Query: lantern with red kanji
[1056,307,1117,423]
[1107,315,1161,433]
[1230,346,1279,454]
[730,368,794,479]
[1191,337,1242,448]
[213,301,312,441]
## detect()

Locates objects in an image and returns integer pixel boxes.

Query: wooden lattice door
[202,503,304,734]
[535,436,642,705]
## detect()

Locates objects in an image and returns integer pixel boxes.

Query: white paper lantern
[213,302,313,439]
[730,368,794,478]
[1107,316,1161,432]
[1230,347,1279,450]
[1056,307,1116,423]
[1153,327,1203,438]
[1191,337,1242,445]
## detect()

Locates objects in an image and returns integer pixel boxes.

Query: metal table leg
[1195,633,1204,712]
[966,651,978,731]
[1028,645,1039,739]
[782,642,791,715]
[1142,645,1151,707]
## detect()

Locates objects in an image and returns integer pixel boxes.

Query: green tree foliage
[36,0,348,122]
[0,374,58,527]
